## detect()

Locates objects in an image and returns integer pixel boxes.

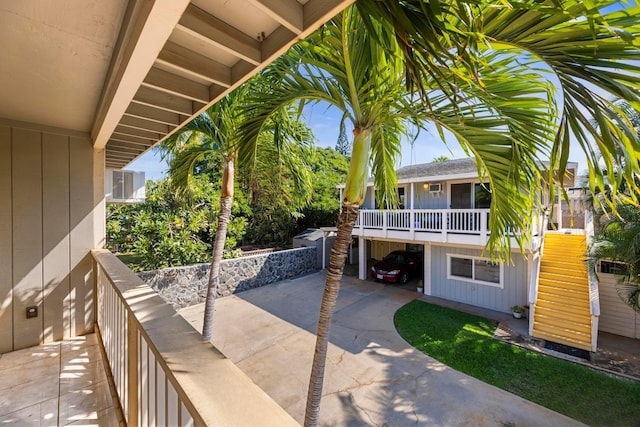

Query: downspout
[585,209,600,352]
[528,210,548,336]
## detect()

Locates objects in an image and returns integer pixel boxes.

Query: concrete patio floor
[0,334,121,426]
[179,271,584,427]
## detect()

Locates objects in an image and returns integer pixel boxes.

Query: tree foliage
[297,147,350,230]
[591,202,640,312]
[106,176,248,272]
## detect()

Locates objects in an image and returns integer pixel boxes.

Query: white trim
[446,253,504,288]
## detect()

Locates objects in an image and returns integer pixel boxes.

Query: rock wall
[137,247,317,309]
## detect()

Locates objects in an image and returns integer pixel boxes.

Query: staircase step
[540,258,587,267]
[543,241,586,249]
[537,282,590,300]
[538,280,589,294]
[544,233,586,241]
[533,321,591,341]
[532,311,592,334]
[539,272,588,286]
[539,265,588,277]
[535,297,590,315]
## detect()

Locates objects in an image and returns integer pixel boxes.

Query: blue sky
[127,99,587,181]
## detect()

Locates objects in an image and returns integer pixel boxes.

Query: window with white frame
[447,254,503,287]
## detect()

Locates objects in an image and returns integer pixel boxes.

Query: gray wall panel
[0,123,101,351]
[0,127,13,352]
[430,245,527,313]
[12,128,43,349]
[42,134,70,342]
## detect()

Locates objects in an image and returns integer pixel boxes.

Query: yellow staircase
[533,233,592,351]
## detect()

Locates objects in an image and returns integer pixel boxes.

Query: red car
[371,250,423,284]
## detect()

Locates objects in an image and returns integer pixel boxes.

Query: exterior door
[450,183,472,209]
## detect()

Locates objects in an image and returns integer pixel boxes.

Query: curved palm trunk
[304,128,371,427]
[202,157,234,341]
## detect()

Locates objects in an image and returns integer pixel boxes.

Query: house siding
[430,245,527,313]
[361,181,449,210]
[414,185,447,209]
[598,272,640,339]
[0,122,104,352]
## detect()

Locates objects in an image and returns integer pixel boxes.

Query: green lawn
[394,300,640,427]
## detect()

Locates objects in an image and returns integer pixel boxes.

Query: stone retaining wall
[137,247,317,309]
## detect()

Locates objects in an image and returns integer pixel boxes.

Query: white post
[358,237,366,280]
[480,210,488,243]
[423,244,431,295]
[409,183,415,239]
[441,210,448,242]
[410,182,414,210]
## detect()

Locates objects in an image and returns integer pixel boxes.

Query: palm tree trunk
[202,157,234,341]
[304,127,370,427]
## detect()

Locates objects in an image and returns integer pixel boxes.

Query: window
[112,170,134,200]
[599,260,628,275]
[447,254,503,287]
[474,183,491,209]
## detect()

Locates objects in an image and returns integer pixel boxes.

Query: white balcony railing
[92,250,298,427]
[355,209,491,235]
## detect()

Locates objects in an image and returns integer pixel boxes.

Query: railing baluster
[93,250,298,426]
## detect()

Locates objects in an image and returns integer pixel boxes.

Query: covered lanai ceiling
[0,0,354,169]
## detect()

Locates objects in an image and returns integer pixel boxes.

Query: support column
[358,237,366,280]
[410,182,414,210]
[423,244,431,295]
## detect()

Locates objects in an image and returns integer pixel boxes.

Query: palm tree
[590,203,640,312]
[160,81,313,341]
[240,6,564,425]
[360,0,640,207]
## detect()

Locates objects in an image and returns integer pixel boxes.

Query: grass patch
[395,300,640,427]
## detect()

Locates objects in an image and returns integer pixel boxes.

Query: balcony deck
[354,209,532,247]
[0,334,122,426]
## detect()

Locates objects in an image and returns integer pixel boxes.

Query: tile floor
[0,334,122,426]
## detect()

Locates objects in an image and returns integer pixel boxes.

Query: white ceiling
[0,0,128,131]
[0,0,354,168]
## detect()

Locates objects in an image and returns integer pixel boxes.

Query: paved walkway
[0,334,121,426]
[180,272,584,426]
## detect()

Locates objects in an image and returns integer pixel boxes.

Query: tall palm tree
[240,6,562,425]
[160,81,313,341]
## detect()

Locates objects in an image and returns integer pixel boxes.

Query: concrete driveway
[179,272,583,426]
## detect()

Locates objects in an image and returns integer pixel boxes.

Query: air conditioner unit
[428,183,442,193]
[105,169,145,203]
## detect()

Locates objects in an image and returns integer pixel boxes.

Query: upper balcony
[340,158,578,249]
[353,208,538,248]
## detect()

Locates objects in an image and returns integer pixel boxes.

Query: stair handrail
[585,208,600,351]
[528,209,548,336]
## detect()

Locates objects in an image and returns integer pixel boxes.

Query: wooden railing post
[441,210,448,241]
[480,210,488,243]
[128,314,139,427]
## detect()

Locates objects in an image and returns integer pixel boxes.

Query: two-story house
[0,1,352,424]
[341,158,605,353]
